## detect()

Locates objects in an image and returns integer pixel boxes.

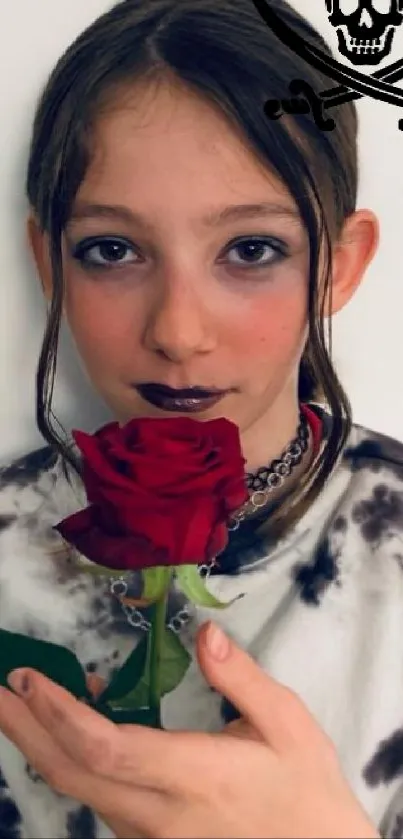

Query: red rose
[54,417,248,572]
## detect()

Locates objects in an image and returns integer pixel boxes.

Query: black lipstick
[135,383,229,413]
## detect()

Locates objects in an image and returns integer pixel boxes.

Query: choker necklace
[227,409,310,532]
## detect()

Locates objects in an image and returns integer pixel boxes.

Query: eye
[339,0,391,12]
[72,237,140,268]
[223,236,287,268]
[339,0,361,13]
[365,0,392,12]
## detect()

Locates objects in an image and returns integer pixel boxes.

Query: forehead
[77,78,297,215]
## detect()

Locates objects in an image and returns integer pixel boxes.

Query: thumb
[196,621,323,752]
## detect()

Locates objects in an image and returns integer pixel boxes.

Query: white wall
[1,0,402,462]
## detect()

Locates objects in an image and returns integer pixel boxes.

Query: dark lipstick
[135,383,229,413]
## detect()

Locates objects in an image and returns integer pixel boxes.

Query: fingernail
[205,622,231,661]
[7,670,31,697]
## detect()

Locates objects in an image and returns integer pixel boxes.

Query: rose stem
[148,588,169,729]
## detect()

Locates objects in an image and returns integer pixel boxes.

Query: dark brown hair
[26,0,357,535]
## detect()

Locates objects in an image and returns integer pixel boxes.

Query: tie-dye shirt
[1,412,403,838]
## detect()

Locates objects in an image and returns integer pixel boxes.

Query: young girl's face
[31,78,375,469]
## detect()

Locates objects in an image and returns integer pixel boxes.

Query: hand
[0,622,379,839]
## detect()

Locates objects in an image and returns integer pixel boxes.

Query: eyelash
[71,234,289,275]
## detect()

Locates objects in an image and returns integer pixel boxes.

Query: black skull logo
[326,1,403,65]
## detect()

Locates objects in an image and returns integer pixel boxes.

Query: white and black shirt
[0,413,403,837]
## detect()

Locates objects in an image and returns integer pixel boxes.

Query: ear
[327,209,379,316]
[27,214,53,302]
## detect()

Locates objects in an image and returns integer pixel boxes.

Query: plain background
[1,1,402,462]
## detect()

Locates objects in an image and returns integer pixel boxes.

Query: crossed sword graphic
[322,56,403,119]
[249,0,403,127]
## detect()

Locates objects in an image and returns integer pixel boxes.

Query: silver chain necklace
[227,409,310,531]
[109,576,192,635]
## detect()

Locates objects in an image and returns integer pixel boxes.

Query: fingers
[0,685,173,834]
[224,718,263,743]
[0,686,92,792]
[8,669,127,777]
[197,622,327,752]
[6,669,210,794]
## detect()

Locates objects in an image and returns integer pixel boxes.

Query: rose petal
[66,415,248,573]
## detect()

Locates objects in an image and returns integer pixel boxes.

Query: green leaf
[142,566,172,602]
[109,627,191,711]
[175,564,232,608]
[0,629,89,699]
[96,635,148,704]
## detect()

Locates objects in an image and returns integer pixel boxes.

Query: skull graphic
[326,1,403,65]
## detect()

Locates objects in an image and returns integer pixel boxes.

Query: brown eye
[97,241,130,262]
[73,237,140,268]
[230,240,271,263]
[224,236,286,268]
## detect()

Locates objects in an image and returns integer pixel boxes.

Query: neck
[239,399,317,520]
[268,425,315,508]
[241,394,301,474]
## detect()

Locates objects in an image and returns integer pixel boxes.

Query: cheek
[231,284,308,365]
[63,262,309,374]
[64,282,134,365]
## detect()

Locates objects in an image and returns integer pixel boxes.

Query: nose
[142,272,217,362]
[359,8,373,28]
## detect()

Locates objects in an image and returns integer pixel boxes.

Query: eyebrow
[68,201,300,229]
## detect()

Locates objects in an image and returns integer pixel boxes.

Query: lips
[135,383,229,413]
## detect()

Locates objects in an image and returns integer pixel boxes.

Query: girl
[0,0,399,836]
